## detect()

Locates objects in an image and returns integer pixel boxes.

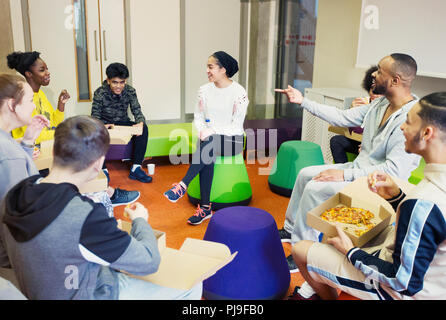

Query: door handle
[103,30,107,61]
[94,30,98,61]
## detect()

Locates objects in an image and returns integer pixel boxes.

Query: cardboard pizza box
[33,139,54,170]
[117,220,237,290]
[32,139,107,193]
[108,125,143,145]
[328,125,362,142]
[78,170,108,194]
[307,192,392,247]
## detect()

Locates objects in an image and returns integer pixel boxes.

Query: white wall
[128,0,182,121]
[184,0,241,114]
[313,0,446,99]
[9,0,242,121]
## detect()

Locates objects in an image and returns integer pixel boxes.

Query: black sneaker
[279,228,292,243]
[187,204,213,225]
[110,188,140,207]
[129,167,152,183]
[287,254,299,273]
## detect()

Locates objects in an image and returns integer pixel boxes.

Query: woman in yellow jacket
[6,51,140,209]
[7,51,70,144]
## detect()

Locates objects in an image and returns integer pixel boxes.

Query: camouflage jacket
[91,81,146,124]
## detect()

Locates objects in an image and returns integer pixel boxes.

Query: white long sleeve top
[193,81,249,137]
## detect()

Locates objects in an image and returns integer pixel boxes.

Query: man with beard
[289,92,446,300]
[274,53,421,272]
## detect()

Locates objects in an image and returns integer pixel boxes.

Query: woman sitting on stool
[164,51,249,225]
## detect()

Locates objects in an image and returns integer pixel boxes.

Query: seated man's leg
[117,272,203,300]
[292,241,382,300]
[283,164,344,238]
[131,122,149,167]
[291,178,349,243]
[123,121,151,183]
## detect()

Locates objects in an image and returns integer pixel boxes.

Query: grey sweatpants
[283,163,352,244]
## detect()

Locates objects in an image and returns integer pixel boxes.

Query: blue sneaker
[187,204,213,225]
[164,183,187,203]
[129,166,152,183]
[110,188,140,207]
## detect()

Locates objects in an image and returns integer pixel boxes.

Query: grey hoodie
[0,175,160,300]
[0,129,37,202]
[301,95,421,181]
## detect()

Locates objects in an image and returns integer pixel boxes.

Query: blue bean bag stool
[187,153,252,211]
[268,140,324,197]
[202,206,290,300]
[105,142,133,161]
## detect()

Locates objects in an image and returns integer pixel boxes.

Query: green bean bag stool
[145,123,198,158]
[268,140,324,197]
[187,153,252,211]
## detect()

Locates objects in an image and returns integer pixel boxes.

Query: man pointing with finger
[275,53,421,272]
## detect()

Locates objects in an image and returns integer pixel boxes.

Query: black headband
[213,51,239,78]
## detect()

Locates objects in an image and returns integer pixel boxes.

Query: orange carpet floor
[107,155,355,300]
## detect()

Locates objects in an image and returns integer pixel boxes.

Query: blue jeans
[117,272,203,300]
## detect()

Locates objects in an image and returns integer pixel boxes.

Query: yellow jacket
[11,89,64,144]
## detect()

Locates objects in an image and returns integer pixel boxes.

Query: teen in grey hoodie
[275,54,421,261]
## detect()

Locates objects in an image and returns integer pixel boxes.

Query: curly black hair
[362,65,378,92]
[7,51,41,76]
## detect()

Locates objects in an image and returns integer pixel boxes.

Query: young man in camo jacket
[91,63,152,183]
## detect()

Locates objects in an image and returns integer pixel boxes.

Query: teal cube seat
[187,153,252,211]
[268,140,324,197]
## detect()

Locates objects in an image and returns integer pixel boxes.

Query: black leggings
[182,134,244,206]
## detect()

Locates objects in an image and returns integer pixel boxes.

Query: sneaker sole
[129,175,152,183]
[289,267,300,274]
[187,214,212,226]
[281,238,292,243]
[111,193,141,207]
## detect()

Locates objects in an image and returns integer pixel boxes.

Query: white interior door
[98,0,126,81]
[27,0,127,117]
[85,0,102,91]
